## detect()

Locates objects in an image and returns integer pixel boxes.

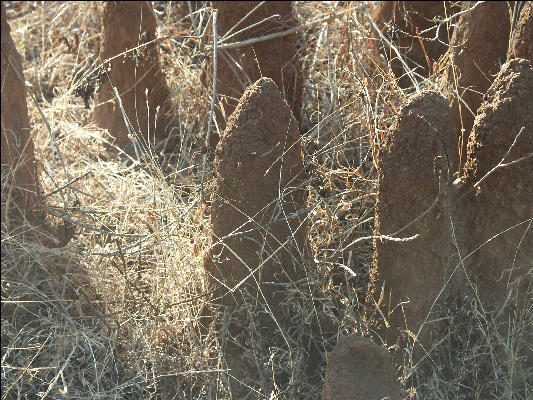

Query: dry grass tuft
[2,2,530,399]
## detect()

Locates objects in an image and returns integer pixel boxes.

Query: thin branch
[206,6,368,51]
[473,127,528,189]
[199,10,218,209]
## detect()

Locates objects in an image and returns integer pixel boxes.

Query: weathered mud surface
[367,59,532,369]
[1,2,39,229]
[366,91,458,357]
[507,2,533,62]
[370,1,453,88]
[205,77,309,314]
[94,1,172,155]
[445,1,511,167]
[321,335,401,400]
[460,59,533,308]
[210,1,302,132]
[203,78,310,395]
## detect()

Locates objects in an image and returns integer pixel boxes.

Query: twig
[41,171,90,200]
[42,205,146,238]
[206,7,368,51]
[218,1,266,42]
[473,127,529,189]
[40,341,78,399]
[2,332,53,400]
[199,9,218,208]
[366,9,420,92]
[187,1,200,38]
[341,233,419,253]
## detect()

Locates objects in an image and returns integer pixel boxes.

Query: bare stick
[41,171,90,200]
[366,9,420,92]
[219,1,266,41]
[199,10,218,209]
[207,6,368,51]
[473,126,529,189]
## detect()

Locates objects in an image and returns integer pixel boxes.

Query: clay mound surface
[444,1,511,165]
[203,77,311,396]
[211,1,301,129]
[460,58,533,307]
[507,2,533,62]
[321,335,401,400]
[366,91,458,357]
[204,77,309,314]
[94,1,173,155]
[370,1,453,88]
[1,2,39,228]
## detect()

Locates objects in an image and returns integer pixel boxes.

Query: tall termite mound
[204,77,310,316]
[366,59,532,366]
[321,335,402,400]
[94,1,173,155]
[459,58,533,310]
[444,1,511,167]
[365,92,458,357]
[203,77,311,395]
[210,1,302,132]
[369,1,453,88]
[1,2,39,229]
[507,2,533,62]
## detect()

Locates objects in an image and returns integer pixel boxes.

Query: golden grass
[1,1,530,399]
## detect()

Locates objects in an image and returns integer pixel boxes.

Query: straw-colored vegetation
[1,1,530,399]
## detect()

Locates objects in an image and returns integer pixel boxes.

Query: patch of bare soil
[210,1,302,132]
[365,91,458,360]
[321,335,401,400]
[94,1,173,155]
[444,1,511,167]
[507,2,533,62]
[203,77,311,395]
[1,2,39,229]
[370,1,452,88]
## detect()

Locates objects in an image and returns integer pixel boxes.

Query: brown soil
[203,77,310,394]
[459,58,533,309]
[209,1,302,136]
[365,91,459,359]
[370,1,453,88]
[321,335,402,400]
[1,2,39,229]
[507,2,533,62]
[94,1,173,155]
[444,1,511,169]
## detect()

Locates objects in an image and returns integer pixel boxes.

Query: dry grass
[1,1,531,399]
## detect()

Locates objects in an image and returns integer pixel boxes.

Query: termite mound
[321,335,402,400]
[365,91,458,359]
[207,1,302,142]
[443,1,511,167]
[94,1,173,156]
[203,77,311,395]
[1,2,40,230]
[369,1,454,88]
